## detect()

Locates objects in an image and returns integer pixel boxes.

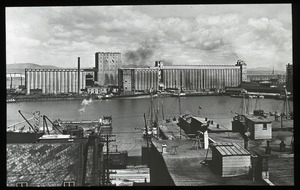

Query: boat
[142,91,157,139]
[6,98,16,103]
[171,92,186,97]
[112,93,158,99]
[230,94,244,98]
[100,116,113,128]
[102,94,113,99]
[7,110,45,143]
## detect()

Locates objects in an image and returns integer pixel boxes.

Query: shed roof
[211,142,250,156]
[245,114,273,123]
[6,143,83,187]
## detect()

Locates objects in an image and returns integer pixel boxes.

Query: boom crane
[18,110,37,132]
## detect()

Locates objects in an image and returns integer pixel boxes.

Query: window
[263,123,267,130]
[16,182,28,187]
[63,182,75,187]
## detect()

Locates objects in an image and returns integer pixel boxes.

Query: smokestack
[78,57,80,94]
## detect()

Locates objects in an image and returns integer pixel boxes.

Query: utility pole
[144,113,149,149]
[99,134,116,186]
[178,91,182,140]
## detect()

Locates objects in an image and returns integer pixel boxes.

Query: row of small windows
[15,181,75,187]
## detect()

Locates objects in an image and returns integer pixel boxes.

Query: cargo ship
[7,110,45,143]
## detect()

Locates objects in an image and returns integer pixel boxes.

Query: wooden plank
[230,145,244,155]
[215,146,227,156]
[233,143,249,155]
[224,146,237,155]
[223,160,251,167]
[220,146,231,156]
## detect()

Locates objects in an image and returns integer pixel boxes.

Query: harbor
[6,4,293,187]
[7,94,293,186]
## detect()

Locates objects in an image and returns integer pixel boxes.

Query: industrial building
[118,60,247,94]
[95,52,122,86]
[25,68,87,95]
[25,58,96,95]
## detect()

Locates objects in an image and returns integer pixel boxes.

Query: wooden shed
[244,115,272,140]
[211,142,251,177]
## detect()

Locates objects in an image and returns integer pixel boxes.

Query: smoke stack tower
[78,57,80,94]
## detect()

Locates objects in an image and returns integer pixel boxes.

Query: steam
[81,98,93,106]
[78,98,93,114]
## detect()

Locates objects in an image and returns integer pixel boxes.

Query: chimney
[78,57,80,94]
[162,144,167,154]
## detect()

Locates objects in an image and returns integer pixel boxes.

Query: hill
[247,67,285,75]
[6,63,62,74]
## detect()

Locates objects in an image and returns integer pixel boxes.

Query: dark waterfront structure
[118,60,247,94]
[95,52,122,86]
[286,63,293,94]
[7,143,85,186]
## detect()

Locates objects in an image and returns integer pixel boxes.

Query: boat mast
[150,90,153,125]
[144,113,149,149]
[241,94,246,115]
[178,71,182,139]
[282,88,291,119]
[161,100,165,120]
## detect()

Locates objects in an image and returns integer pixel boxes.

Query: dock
[150,138,263,186]
[150,117,294,186]
[158,120,188,140]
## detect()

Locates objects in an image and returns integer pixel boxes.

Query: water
[6,96,293,157]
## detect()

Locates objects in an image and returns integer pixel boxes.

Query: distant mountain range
[247,67,285,75]
[6,63,63,74]
[6,63,286,75]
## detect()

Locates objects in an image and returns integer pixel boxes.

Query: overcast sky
[6,4,292,71]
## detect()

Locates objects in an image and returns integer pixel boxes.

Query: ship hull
[6,131,45,143]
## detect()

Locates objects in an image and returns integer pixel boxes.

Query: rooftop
[151,139,263,186]
[7,143,83,187]
[244,114,273,123]
[212,142,250,156]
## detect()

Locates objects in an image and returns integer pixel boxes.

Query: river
[6,96,293,159]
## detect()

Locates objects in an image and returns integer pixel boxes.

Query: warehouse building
[118,60,246,94]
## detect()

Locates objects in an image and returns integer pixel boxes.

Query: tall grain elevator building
[25,68,88,95]
[95,52,121,86]
[118,61,247,94]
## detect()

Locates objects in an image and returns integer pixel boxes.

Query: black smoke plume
[123,39,158,67]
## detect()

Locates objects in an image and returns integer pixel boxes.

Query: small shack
[244,115,272,140]
[211,142,251,177]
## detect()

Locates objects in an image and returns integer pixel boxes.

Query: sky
[6,4,292,71]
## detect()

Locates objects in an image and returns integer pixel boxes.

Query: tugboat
[100,115,113,128]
